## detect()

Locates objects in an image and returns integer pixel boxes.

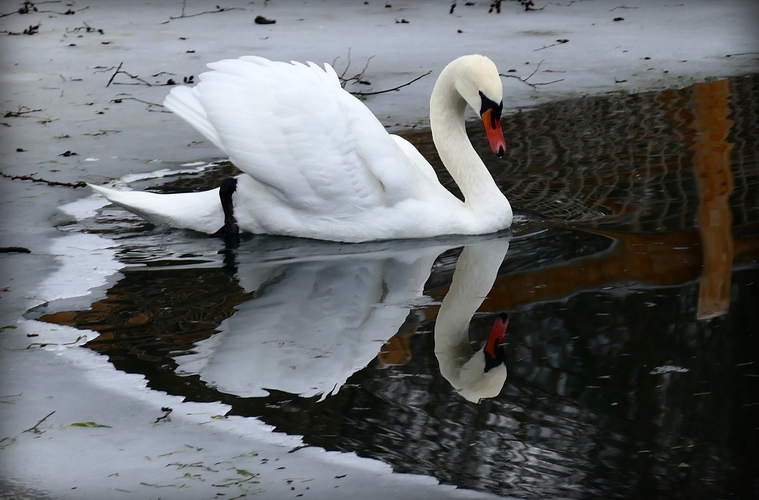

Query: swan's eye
[479,91,503,126]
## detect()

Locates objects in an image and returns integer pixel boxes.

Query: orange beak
[481,108,507,158]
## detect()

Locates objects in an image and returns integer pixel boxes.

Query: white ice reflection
[175,234,510,402]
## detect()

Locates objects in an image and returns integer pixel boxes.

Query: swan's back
[164,57,428,216]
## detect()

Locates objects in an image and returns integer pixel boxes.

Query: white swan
[434,239,510,403]
[90,55,512,243]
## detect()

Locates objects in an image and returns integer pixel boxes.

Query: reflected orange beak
[481,108,507,158]
[484,313,509,359]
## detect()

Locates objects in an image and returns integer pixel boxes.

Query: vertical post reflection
[690,80,735,320]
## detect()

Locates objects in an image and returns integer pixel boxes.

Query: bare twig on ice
[154,407,173,424]
[106,64,189,88]
[106,62,124,87]
[161,0,244,23]
[66,22,102,34]
[333,49,374,88]
[351,71,433,97]
[1,1,88,17]
[26,334,86,349]
[0,171,87,188]
[23,410,55,434]
[106,62,155,87]
[535,39,569,51]
[4,106,43,117]
[500,60,564,88]
[332,51,432,97]
[1,22,40,35]
[111,94,167,112]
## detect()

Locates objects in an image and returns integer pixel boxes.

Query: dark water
[37,76,759,499]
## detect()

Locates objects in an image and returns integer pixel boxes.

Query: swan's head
[450,313,510,403]
[452,55,507,158]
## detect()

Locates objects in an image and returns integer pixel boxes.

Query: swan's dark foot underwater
[212,221,240,239]
[212,177,240,240]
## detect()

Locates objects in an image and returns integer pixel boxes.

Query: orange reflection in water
[689,80,735,319]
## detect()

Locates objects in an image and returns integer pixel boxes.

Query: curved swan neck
[429,63,504,207]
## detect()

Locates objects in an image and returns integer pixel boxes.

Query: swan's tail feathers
[163,86,226,152]
[89,184,223,235]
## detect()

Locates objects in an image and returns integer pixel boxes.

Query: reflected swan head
[440,313,509,404]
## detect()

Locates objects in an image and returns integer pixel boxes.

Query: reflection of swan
[176,241,453,400]
[90,55,512,242]
[434,240,510,403]
[175,236,510,402]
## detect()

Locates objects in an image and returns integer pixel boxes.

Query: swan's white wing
[164,86,225,152]
[164,57,422,215]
